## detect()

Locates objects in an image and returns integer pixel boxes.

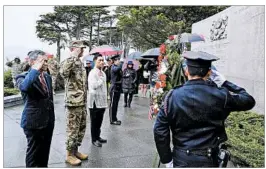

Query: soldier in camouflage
[60,40,88,166]
[48,55,60,95]
[6,57,23,88]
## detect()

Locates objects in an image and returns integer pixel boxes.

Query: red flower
[159,74,167,81]
[160,44,166,55]
[161,81,166,88]
[168,35,174,41]
[158,55,163,62]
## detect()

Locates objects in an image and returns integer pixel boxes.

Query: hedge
[4,87,20,97]
[4,70,14,88]
[225,111,264,167]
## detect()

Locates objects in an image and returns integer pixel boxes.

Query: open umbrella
[89,45,123,56]
[127,51,142,60]
[140,48,160,58]
[83,55,94,62]
[122,58,140,71]
[180,33,205,43]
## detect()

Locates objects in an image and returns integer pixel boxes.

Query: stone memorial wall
[191,6,265,114]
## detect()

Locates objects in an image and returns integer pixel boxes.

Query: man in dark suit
[16,50,55,167]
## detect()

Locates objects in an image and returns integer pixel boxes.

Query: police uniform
[153,51,256,167]
[109,55,123,125]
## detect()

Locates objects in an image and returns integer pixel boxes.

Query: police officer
[153,51,256,167]
[109,54,124,125]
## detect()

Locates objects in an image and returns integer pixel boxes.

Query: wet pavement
[4,91,158,168]
[3,91,235,168]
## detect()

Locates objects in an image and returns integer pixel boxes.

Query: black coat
[122,68,137,93]
[110,64,123,92]
[153,79,255,164]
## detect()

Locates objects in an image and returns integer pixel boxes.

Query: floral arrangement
[148,35,187,119]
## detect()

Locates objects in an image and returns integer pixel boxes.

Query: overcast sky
[4,6,117,63]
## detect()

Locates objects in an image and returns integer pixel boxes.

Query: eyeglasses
[98,59,104,62]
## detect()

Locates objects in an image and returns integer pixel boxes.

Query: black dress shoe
[124,103,127,107]
[110,120,121,125]
[92,140,102,147]
[98,137,107,143]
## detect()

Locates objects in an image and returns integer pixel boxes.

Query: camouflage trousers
[65,106,87,151]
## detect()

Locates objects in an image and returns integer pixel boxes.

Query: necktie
[40,73,47,93]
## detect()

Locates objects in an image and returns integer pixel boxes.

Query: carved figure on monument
[210,15,228,41]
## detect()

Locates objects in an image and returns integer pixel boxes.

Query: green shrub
[4,87,20,97]
[225,111,264,167]
[4,70,14,88]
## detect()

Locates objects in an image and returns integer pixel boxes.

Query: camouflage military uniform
[6,60,22,88]
[60,41,87,151]
[48,58,60,92]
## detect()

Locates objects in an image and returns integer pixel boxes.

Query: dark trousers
[109,90,121,122]
[124,92,133,105]
[89,103,105,142]
[172,148,219,167]
[23,124,54,167]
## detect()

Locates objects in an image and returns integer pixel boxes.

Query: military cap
[181,51,219,68]
[86,60,91,63]
[110,54,120,60]
[69,40,87,48]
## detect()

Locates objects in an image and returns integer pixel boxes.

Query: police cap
[110,54,120,60]
[181,51,219,68]
[93,52,102,57]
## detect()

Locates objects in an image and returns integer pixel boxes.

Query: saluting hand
[32,57,45,71]
[71,48,82,58]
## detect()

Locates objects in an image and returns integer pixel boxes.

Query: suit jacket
[16,68,55,129]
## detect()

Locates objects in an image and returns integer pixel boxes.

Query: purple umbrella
[122,58,140,70]
[180,33,205,43]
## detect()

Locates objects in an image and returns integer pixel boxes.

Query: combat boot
[66,150,82,166]
[74,148,88,160]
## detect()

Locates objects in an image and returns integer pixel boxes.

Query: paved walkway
[4,92,158,167]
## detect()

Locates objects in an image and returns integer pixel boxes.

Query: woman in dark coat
[122,61,137,108]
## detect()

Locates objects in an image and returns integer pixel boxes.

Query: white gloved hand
[120,57,124,62]
[165,160,173,168]
[210,69,226,87]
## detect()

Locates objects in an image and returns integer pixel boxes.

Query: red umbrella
[46,53,54,59]
[122,58,140,71]
[89,45,123,56]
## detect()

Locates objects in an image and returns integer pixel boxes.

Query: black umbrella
[180,33,205,43]
[140,48,160,58]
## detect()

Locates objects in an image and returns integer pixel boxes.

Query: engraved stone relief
[210,15,228,41]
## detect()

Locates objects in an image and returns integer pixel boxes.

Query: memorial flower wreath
[148,35,187,119]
